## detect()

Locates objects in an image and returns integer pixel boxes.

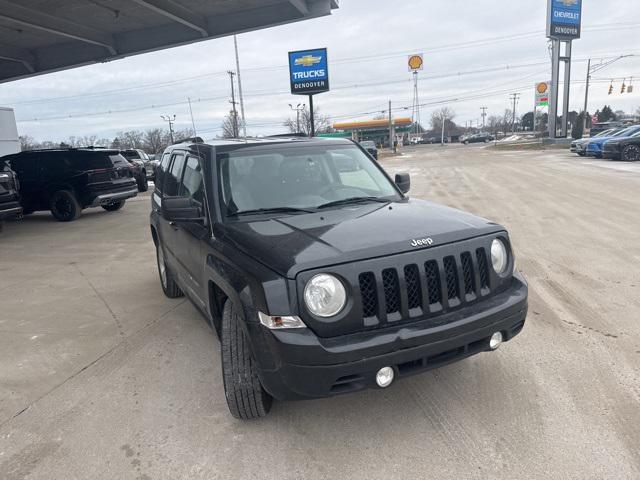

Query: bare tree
[430,107,456,132]
[143,128,165,154]
[284,106,331,135]
[18,135,37,151]
[116,130,145,149]
[221,113,237,139]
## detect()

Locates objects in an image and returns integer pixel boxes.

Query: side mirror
[162,196,204,223]
[395,172,410,194]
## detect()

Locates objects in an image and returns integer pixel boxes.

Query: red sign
[591,114,598,125]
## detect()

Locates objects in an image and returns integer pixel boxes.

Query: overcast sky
[1,0,639,142]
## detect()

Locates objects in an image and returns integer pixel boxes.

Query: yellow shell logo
[295,55,322,67]
[537,82,548,94]
[408,55,423,70]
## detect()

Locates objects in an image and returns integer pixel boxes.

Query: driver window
[180,156,204,204]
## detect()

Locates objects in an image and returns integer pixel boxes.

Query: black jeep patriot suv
[150,137,528,419]
[0,159,22,222]
[5,148,138,221]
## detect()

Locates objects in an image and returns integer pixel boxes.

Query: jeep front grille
[357,247,492,328]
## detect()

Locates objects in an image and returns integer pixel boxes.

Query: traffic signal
[608,82,613,95]
[621,79,626,94]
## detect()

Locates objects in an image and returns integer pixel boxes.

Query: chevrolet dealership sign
[547,0,582,39]
[288,48,330,95]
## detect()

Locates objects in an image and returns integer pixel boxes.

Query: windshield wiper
[317,196,391,210]
[229,206,314,216]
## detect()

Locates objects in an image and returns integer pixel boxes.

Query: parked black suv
[120,150,149,192]
[5,148,138,221]
[150,137,527,419]
[0,159,22,221]
[359,140,378,160]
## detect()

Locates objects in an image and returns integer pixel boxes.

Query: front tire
[221,301,273,420]
[622,145,640,162]
[156,243,183,298]
[102,200,125,212]
[50,190,81,222]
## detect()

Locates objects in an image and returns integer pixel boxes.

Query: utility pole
[289,103,305,133]
[233,35,246,138]
[440,112,446,146]
[388,101,395,153]
[227,70,239,138]
[509,93,520,133]
[160,115,176,144]
[580,55,632,136]
[481,107,487,129]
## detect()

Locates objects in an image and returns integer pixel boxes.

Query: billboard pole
[309,95,315,137]
[546,0,582,140]
[549,39,560,138]
[561,41,572,138]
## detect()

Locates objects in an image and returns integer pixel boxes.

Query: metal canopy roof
[0,0,338,84]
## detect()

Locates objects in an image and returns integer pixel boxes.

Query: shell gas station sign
[536,82,550,107]
[408,54,424,71]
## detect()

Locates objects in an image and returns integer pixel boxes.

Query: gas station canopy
[0,0,338,84]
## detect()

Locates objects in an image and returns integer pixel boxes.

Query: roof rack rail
[173,136,204,145]
[267,133,310,138]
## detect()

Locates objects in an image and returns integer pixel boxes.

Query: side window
[11,154,37,178]
[156,153,171,192]
[164,152,186,196]
[179,156,204,204]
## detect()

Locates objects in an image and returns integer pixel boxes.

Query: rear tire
[156,243,183,298]
[622,145,640,162]
[221,301,273,420]
[102,200,125,212]
[138,176,149,192]
[50,190,81,222]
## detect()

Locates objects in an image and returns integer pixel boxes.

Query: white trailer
[0,107,20,157]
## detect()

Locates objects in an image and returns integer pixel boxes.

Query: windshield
[218,144,400,216]
[611,126,639,138]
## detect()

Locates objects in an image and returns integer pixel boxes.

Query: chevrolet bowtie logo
[560,0,578,6]
[295,55,322,67]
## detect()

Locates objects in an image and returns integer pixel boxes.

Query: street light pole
[289,103,305,133]
[160,115,176,144]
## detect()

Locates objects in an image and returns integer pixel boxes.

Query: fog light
[375,367,395,388]
[490,331,503,350]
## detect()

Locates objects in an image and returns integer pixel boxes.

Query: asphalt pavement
[1,145,639,479]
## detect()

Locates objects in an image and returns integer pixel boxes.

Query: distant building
[324,118,413,147]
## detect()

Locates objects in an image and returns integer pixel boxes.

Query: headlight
[0,173,10,180]
[304,273,346,317]
[491,238,509,275]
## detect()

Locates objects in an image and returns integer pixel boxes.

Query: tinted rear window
[108,154,131,168]
[122,150,141,160]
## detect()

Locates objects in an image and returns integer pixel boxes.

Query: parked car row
[571,125,640,161]
[460,132,494,144]
[0,148,143,223]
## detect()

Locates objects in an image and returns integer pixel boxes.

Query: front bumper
[252,272,528,400]
[0,200,22,220]
[602,148,621,160]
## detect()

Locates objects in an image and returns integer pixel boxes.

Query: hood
[219,198,504,278]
